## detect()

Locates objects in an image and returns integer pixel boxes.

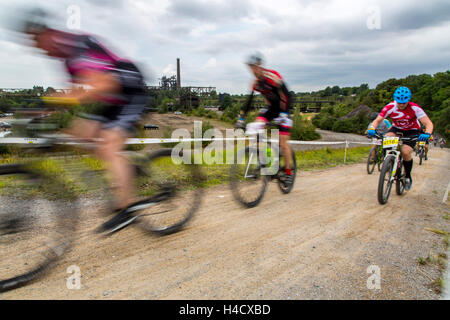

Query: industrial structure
[146,58,216,110]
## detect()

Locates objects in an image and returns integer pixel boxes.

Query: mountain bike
[230,122,296,208]
[417,141,426,165]
[0,115,203,292]
[377,133,418,205]
[367,136,385,174]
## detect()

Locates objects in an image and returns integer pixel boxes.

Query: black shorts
[79,95,147,134]
[257,107,292,136]
[387,127,420,149]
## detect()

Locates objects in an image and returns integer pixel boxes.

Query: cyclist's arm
[384,119,392,129]
[241,90,255,117]
[278,82,291,113]
[67,70,120,103]
[418,115,434,135]
[369,115,384,132]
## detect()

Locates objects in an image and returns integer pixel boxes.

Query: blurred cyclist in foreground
[237,52,294,186]
[15,8,148,233]
[368,87,434,191]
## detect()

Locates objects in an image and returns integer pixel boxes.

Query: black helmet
[8,7,50,35]
[370,112,379,122]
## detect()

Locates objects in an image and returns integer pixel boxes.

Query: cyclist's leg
[278,117,293,173]
[259,107,292,172]
[97,127,136,209]
[371,144,377,161]
[64,117,102,141]
[400,130,419,188]
[98,96,146,210]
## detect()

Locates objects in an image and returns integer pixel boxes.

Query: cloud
[0,0,449,93]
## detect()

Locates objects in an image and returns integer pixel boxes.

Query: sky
[0,0,449,94]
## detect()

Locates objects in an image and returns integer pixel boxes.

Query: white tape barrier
[0,137,373,146]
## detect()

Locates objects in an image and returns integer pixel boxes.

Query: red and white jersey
[379,101,427,130]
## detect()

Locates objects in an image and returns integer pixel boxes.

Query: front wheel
[419,149,424,165]
[0,164,78,292]
[367,146,377,174]
[395,160,406,195]
[378,155,395,205]
[134,149,203,236]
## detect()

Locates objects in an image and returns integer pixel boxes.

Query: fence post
[344,140,349,164]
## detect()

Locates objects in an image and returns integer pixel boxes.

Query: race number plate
[383,137,399,149]
[419,141,426,146]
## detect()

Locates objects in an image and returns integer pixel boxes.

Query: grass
[0,146,371,198]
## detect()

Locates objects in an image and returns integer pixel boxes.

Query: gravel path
[1,147,448,300]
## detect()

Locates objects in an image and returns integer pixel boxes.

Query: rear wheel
[0,164,78,292]
[378,155,395,205]
[230,146,268,208]
[135,149,203,236]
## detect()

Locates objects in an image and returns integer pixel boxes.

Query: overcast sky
[0,0,449,94]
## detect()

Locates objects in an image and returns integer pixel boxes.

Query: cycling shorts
[387,126,420,149]
[256,108,292,136]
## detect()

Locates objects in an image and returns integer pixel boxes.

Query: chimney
[177,58,181,89]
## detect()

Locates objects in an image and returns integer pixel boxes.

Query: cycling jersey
[368,119,391,135]
[379,101,427,130]
[242,68,292,115]
[242,68,292,135]
[48,30,147,132]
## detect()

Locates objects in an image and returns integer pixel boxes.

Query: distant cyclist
[366,112,391,161]
[237,52,294,185]
[16,8,148,233]
[368,86,434,191]
[418,126,431,160]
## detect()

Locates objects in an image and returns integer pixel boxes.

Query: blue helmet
[393,86,411,104]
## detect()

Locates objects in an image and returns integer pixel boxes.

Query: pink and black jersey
[49,30,146,105]
[379,101,427,130]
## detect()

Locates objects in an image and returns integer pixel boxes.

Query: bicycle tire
[378,155,395,205]
[0,164,78,292]
[230,146,268,208]
[395,159,405,196]
[135,149,203,236]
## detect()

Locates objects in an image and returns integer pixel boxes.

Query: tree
[220,95,233,110]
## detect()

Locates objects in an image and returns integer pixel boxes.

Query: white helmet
[245,52,264,66]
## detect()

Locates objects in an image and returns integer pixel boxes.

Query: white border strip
[0,137,373,146]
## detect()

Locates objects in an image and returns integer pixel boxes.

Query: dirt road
[2,148,449,300]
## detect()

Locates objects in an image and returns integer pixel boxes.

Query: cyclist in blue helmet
[368,86,434,191]
[393,86,411,104]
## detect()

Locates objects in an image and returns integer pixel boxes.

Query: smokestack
[177,58,181,89]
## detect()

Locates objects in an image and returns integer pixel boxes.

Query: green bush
[290,108,321,141]
[221,103,241,124]
[332,118,356,133]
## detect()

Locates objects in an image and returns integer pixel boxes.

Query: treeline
[311,71,450,141]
